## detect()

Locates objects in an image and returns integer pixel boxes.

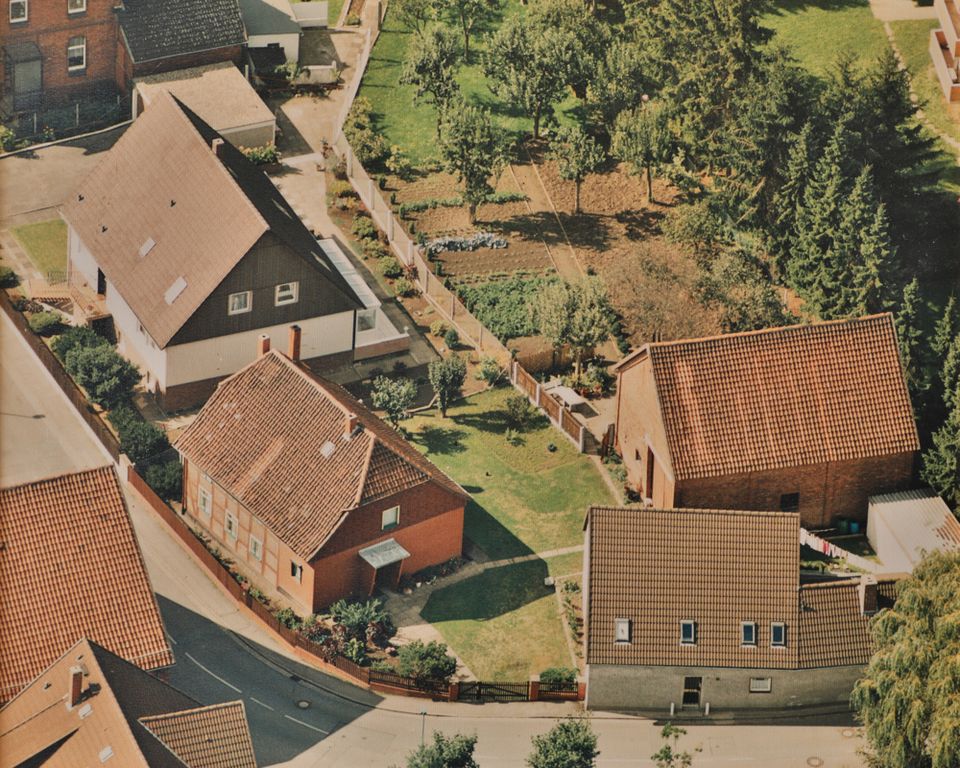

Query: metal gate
[459,681,529,702]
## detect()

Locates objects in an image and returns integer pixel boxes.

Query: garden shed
[867,489,960,573]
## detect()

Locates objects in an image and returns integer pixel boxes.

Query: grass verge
[12,220,67,276]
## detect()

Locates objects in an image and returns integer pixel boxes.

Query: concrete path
[869,0,937,21]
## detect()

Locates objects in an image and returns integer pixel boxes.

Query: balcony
[930,28,960,102]
[936,0,960,56]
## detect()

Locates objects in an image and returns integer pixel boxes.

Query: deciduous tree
[400,26,461,116]
[438,102,505,222]
[611,100,672,201]
[370,375,417,428]
[651,723,700,768]
[393,0,434,33]
[548,125,605,214]
[527,717,599,768]
[428,354,467,417]
[433,0,499,60]
[406,732,478,768]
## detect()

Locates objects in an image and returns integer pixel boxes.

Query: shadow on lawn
[761,0,869,17]
[421,558,550,623]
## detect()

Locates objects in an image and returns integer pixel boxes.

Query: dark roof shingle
[119,0,246,63]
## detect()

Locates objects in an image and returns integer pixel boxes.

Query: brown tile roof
[0,639,257,768]
[62,92,360,349]
[0,467,173,702]
[586,506,899,670]
[140,702,257,768]
[619,315,919,480]
[175,350,467,560]
[586,506,801,669]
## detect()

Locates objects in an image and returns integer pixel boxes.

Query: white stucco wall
[66,223,99,288]
[106,282,169,390]
[249,34,301,62]
[164,310,354,387]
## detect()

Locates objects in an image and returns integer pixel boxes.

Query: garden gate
[458,681,530,702]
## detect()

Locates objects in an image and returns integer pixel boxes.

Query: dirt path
[507,151,585,283]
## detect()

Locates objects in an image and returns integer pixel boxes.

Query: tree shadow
[615,208,667,241]
[760,0,871,16]
[553,211,612,251]
[412,424,468,454]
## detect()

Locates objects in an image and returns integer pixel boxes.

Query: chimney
[345,412,358,437]
[211,137,225,157]
[859,574,878,616]
[69,666,83,708]
[257,334,270,358]
[288,324,301,362]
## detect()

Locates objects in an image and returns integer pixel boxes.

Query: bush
[0,125,17,153]
[378,256,403,278]
[385,145,413,180]
[362,240,390,260]
[396,640,457,681]
[329,179,358,199]
[345,11,361,24]
[504,393,537,430]
[443,327,459,349]
[276,607,303,630]
[330,598,393,640]
[475,355,503,384]
[145,459,182,500]
[28,311,63,336]
[333,157,348,180]
[52,325,108,360]
[343,96,388,165]
[241,143,281,165]
[581,363,614,395]
[65,344,141,408]
[430,320,448,337]
[343,637,367,665]
[0,265,18,287]
[540,666,577,684]
[352,215,378,241]
[110,404,171,462]
[393,277,416,297]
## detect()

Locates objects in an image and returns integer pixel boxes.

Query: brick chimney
[859,574,878,616]
[345,412,358,437]
[211,137,225,157]
[257,334,270,358]
[288,324,301,362]
[68,666,83,708]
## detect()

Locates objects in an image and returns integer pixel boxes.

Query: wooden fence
[1,290,120,460]
[511,363,585,451]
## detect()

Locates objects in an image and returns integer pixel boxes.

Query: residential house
[583,505,898,712]
[866,489,960,573]
[0,638,257,767]
[0,466,173,703]
[115,0,247,93]
[931,0,960,102]
[613,315,919,528]
[1,0,118,114]
[62,91,404,411]
[174,329,468,615]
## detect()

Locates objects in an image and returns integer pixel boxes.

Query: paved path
[869,0,937,21]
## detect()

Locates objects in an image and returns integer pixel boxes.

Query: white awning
[358,538,411,569]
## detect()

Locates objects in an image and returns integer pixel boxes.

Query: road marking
[249,696,275,711]
[166,634,178,645]
[284,714,329,734]
[184,652,241,693]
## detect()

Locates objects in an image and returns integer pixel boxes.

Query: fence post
[346,146,353,176]
[478,324,483,349]
[450,294,455,319]
[387,213,394,241]
[369,177,377,206]
[535,382,542,407]
[528,675,540,702]
[75,103,80,127]
[448,680,460,702]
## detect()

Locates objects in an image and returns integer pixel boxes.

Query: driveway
[0,123,127,227]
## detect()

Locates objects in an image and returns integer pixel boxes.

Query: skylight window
[320,440,336,459]
[138,237,156,258]
[164,276,187,305]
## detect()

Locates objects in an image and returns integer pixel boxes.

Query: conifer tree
[895,277,926,405]
[853,202,896,315]
[942,335,960,410]
[933,295,958,360]
[770,123,815,272]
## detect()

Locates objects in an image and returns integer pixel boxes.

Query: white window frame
[225,511,238,540]
[614,618,631,644]
[67,0,85,13]
[381,505,399,530]
[680,620,697,645]
[66,35,86,71]
[274,281,299,306]
[249,534,263,561]
[749,677,772,693]
[9,0,27,22]
[741,622,757,647]
[227,290,252,315]
[198,487,211,518]
[291,561,303,582]
[771,622,787,648]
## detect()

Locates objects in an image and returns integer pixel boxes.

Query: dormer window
[614,618,631,644]
[680,620,697,645]
[275,281,299,306]
[381,505,399,530]
[741,622,757,646]
[771,622,787,647]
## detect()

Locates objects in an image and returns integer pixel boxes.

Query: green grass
[12,220,67,276]
[421,560,572,678]
[544,551,583,578]
[359,1,579,165]
[405,387,614,560]
[762,0,890,77]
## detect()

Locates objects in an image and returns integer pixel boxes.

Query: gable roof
[0,467,173,702]
[175,350,468,560]
[62,93,362,349]
[617,314,919,480]
[118,0,247,63]
[0,639,257,768]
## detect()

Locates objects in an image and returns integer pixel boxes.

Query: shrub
[395,640,457,681]
[581,363,614,395]
[145,459,182,500]
[505,393,537,430]
[343,637,367,665]
[28,311,63,336]
[65,345,141,408]
[0,125,17,153]
[385,145,413,180]
[540,666,577,684]
[330,598,393,640]
[352,215,378,241]
[393,277,416,297]
[276,607,303,630]
[52,325,108,360]
[345,11,361,24]
[333,157,348,180]
[343,96,388,165]
[0,265,18,287]
[429,320,448,337]
[241,143,281,165]
[443,327,459,349]
[475,355,503,384]
[363,240,389,260]
[110,404,171,463]
[329,179,357,199]
[378,256,403,278]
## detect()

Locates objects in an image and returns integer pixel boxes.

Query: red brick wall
[1,0,118,107]
[675,451,916,527]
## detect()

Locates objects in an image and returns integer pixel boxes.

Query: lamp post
[420,709,427,747]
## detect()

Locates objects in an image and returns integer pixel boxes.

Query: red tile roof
[618,315,919,480]
[0,467,173,702]
[140,702,257,768]
[175,350,467,560]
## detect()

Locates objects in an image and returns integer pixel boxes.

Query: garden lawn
[358,0,578,166]
[762,0,890,77]
[406,387,614,560]
[421,560,571,679]
[12,219,67,276]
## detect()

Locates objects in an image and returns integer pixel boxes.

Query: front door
[13,59,41,110]
[681,676,702,708]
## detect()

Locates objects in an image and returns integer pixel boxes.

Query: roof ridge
[589,505,800,519]
[0,463,115,493]
[140,700,246,724]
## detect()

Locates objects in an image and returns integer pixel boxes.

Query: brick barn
[175,328,468,615]
[613,314,919,527]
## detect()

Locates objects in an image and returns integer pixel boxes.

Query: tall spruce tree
[942,334,960,410]
[933,295,958,360]
[770,123,816,273]
[895,277,926,405]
